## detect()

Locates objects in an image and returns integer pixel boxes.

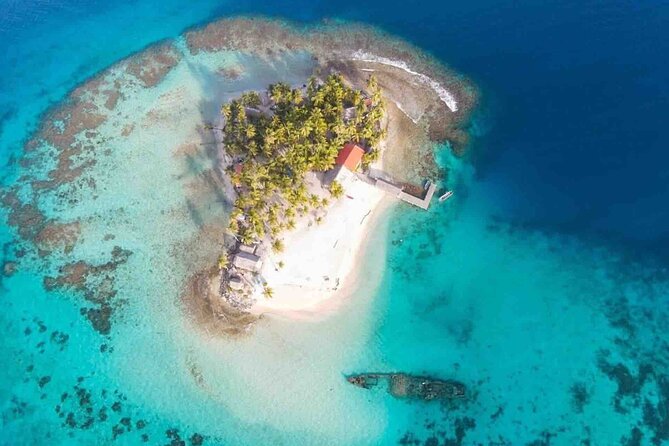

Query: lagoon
[1,1,669,445]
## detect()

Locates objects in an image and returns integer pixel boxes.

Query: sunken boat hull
[347,373,466,401]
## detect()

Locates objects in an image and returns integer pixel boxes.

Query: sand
[251,175,393,319]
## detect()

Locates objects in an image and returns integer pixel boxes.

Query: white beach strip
[348,50,458,112]
[250,177,391,320]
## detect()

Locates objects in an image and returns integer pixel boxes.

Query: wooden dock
[364,171,437,210]
[398,182,436,210]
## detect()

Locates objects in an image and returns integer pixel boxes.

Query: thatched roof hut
[233,251,262,272]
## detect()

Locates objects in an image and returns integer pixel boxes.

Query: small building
[336,143,365,170]
[342,106,357,122]
[229,275,244,290]
[259,90,273,108]
[238,244,256,254]
[326,143,365,185]
[233,251,262,272]
[244,106,264,119]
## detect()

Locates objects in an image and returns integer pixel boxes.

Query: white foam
[393,100,420,124]
[349,50,458,112]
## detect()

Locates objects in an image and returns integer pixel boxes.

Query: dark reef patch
[33,98,107,153]
[641,375,669,445]
[2,396,30,425]
[81,305,113,335]
[103,89,121,111]
[164,428,207,446]
[620,427,643,446]
[43,246,132,335]
[3,260,17,276]
[1,188,47,241]
[1,188,82,257]
[398,416,475,446]
[32,142,98,192]
[51,377,154,441]
[525,431,556,446]
[570,382,591,413]
[35,221,81,254]
[597,354,654,414]
[125,43,181,88]
[38,376,51,388]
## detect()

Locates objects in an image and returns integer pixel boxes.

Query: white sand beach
[251,173,392,319]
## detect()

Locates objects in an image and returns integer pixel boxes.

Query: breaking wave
[349,50,458,112]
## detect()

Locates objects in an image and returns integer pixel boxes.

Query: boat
[438,190,454,202]
[346,373,466,401]
[424,179,432,190]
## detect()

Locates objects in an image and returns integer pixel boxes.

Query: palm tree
[263,286,274,299]
[329,181,344,199]
[223,78,385,259]
[218,255,229,270]
[271,239,285,253]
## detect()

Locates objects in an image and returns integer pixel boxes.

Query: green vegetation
[222,74,385,245]
[217,255,229,270]
[271,239,285,253]
[262,286,274,299]
[328,180,344,199]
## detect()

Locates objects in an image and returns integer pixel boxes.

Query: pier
[364,170,437,210]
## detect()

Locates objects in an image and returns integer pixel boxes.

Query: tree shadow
[174,51,318,229]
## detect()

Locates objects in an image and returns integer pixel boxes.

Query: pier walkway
[361,169,437,210]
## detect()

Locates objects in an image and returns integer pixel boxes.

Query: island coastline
[249,195,394,320]
[1,16,476,337]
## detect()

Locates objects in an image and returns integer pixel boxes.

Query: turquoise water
[374,147,669,443]
[2,1,669,445]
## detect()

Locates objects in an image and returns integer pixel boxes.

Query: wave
[349,50,458,112]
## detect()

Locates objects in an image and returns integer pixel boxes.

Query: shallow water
[2,1,669,445]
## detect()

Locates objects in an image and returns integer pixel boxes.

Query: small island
[216,73,441,314]
[2,17,475,336]
[0,15,480,444]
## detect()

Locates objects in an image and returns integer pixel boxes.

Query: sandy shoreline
[2,15,473,334]
[250,194,394,320]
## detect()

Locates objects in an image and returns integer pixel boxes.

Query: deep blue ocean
[1,0,668,444]
[3,0,668,247]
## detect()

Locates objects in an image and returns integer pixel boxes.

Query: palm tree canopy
[222,74,385,244]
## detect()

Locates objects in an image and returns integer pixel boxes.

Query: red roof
[335,143,364,171]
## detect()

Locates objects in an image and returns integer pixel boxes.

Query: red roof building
[335,143,365,171]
